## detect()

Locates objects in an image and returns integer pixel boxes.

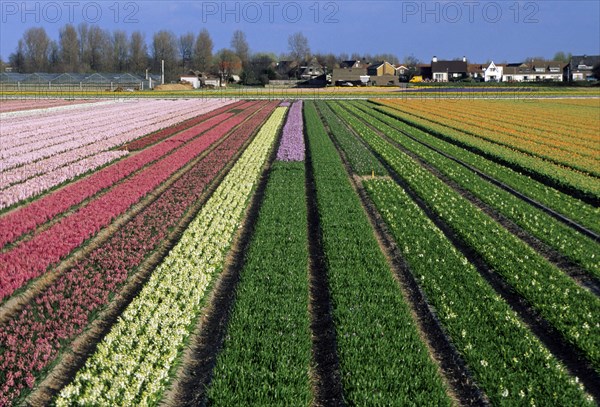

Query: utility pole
[161,60,165,85]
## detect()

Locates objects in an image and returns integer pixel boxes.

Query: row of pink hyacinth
[0,99,96,113]
[2,101,165,151]
[1,99,228,180]
[276,100,305,161]
[0,151,128,209]
[0,101,108,122]
[1,100,117,142]
[1,99,230,169]
[0,106,249,301]
[0,103,243,249]
[0,100,232,208]
[3,104,130,152]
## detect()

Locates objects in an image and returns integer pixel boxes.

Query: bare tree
[129,31,148,74]
[23,27,51,72]
[403,54,421,67]
[313,52,338,72]
[231,30,250,69]
[59,24,79,72]
[86,26,112,71]
[553,51,571,63]
[112,30,129,72]
[288,32,310,63]
[178,32,195,73]
[76,24,111,72]
[77,23,90,71]
[213,48,241,83]
[373,53,399,65]
[193,29,213,72]
[9,40,26,72]
[48,41,60,72]
[152,30,178,81]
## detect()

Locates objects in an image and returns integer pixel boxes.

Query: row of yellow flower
[420,100,599,148]
[378,100,600,176]
[55,107,287,406]
[383,98,598,139]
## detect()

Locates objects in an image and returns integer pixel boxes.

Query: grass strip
[304,101,450,405]
[316,101,386,176]
[207,161,312,405]
[364,179,593,406]
[333,103,600,373]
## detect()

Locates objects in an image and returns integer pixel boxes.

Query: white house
[430,56,468,82]
[179,75,200,88]
[484,61,503,82]
[203,77,223,87]
[502,60,564,82]
[568,55,600,81]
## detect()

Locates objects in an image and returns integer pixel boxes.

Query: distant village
[3,54,598,91]
[294,54,598,87]
[2,26,598,90]
[182,54,600,89]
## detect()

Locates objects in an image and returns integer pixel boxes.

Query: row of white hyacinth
[0,99,115,120]
[0,100,232,208]
[55,106,286,406]
[1,99,230,168]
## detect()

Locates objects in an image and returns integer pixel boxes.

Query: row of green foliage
[358,101,600,235]
[304,101,451,405]
[330,102,600,373]
[364,179,593,405]
[207,162,313,405]
[372,103,600,202]
[345,101,600,279]
[315,101,387,176]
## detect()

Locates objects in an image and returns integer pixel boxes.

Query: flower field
[0,97,598,405]
[374,99,600,203]
[0,99,101,114]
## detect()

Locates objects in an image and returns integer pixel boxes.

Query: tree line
[2,24,405,84]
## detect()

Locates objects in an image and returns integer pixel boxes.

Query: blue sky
[1,0,599,63]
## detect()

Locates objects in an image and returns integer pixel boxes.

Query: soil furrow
[304,118,345,407]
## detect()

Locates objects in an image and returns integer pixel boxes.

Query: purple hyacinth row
[276,101,304,161]
[279,101,291,107]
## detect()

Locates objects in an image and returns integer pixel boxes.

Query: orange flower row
[377,99,600,177]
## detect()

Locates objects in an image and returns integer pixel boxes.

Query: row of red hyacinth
[0,100,231,209]
[0,100,236,198]
[0,101,277,406]
[0,101,241,250]
[0,106,252,301]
